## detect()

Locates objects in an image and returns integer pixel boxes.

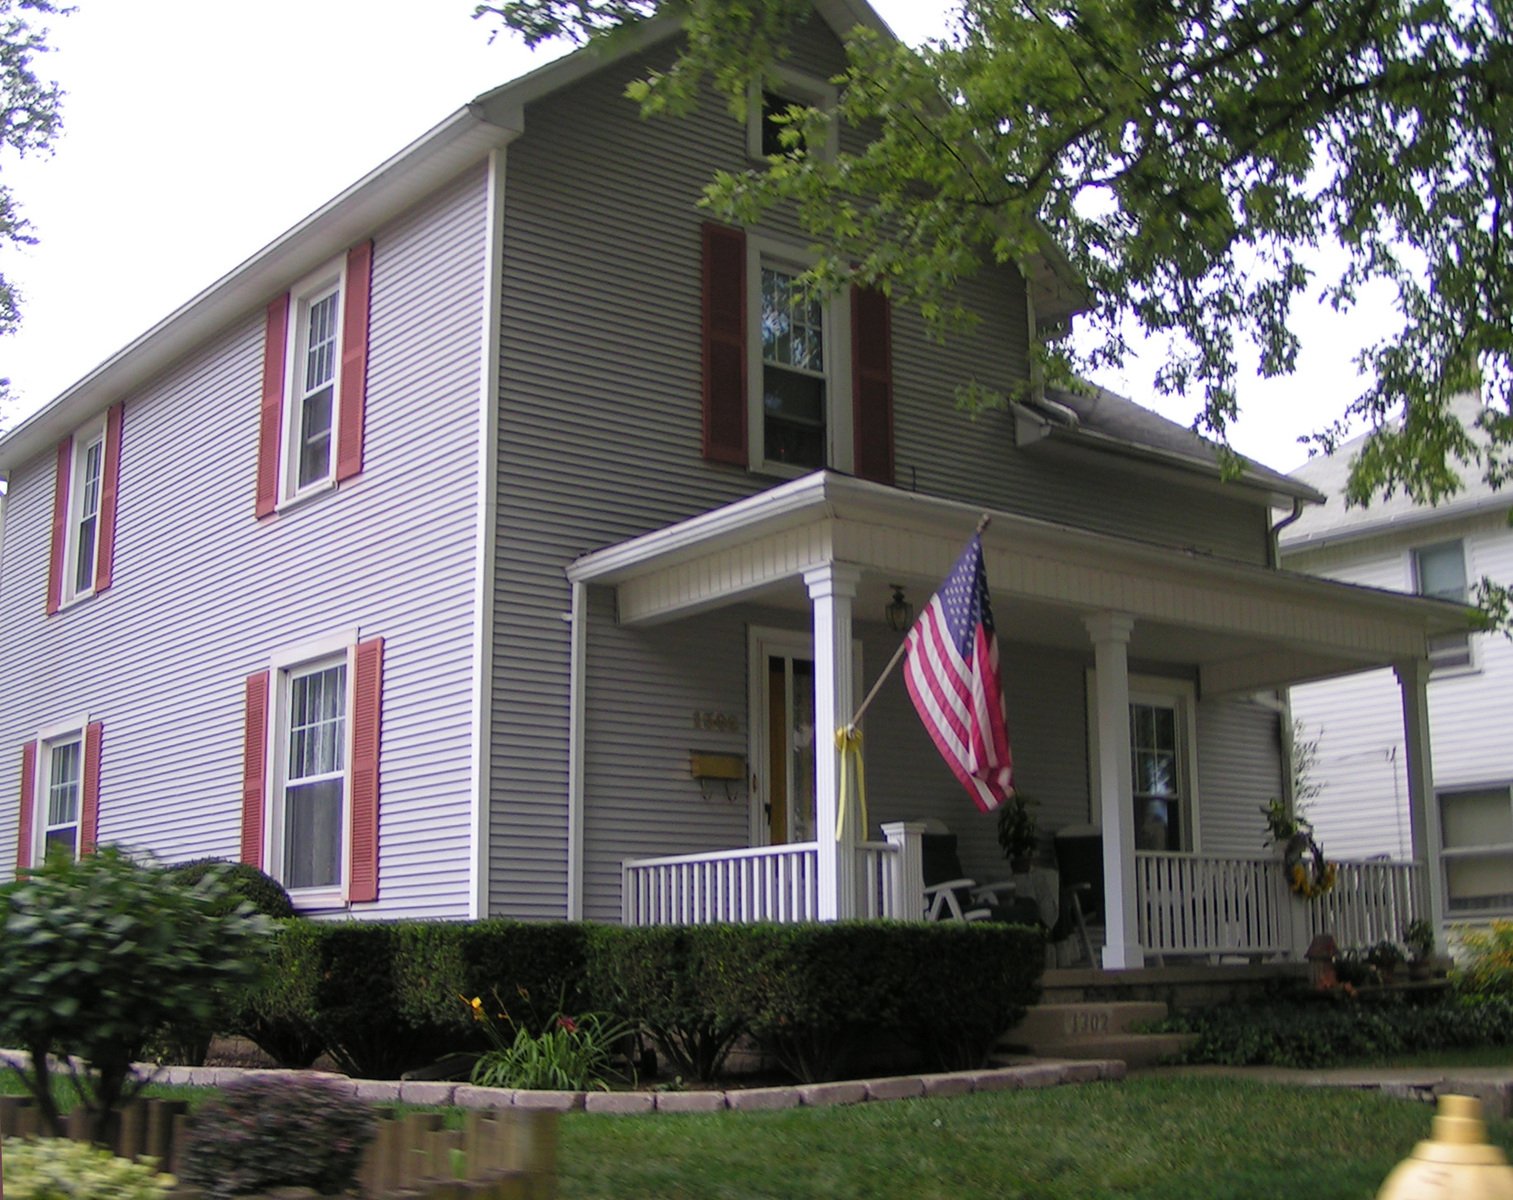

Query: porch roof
[567,472,1471,695]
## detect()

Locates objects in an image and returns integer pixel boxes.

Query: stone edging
[145,1058,1126,1114]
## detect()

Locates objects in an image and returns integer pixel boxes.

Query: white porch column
[1085,612,1143,969]
[881,821,926,921]
[1395,657,1446,933]
[805,563,863,921]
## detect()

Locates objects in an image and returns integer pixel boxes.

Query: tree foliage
[0,848,271,1140]
[480,0,1513,512]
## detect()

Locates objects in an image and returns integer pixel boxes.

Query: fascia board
[1280,491,1513,554]
[0,107,518,477]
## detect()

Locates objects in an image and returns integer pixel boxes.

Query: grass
[556,1076,1511,1199]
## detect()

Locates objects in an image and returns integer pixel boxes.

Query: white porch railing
[1305,858,1425,948]
[623,836,911,925]
[622,843,820,925]
[1135,851,1426,960]
[1135,852,1293,959]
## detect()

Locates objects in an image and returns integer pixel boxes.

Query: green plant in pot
[1365,939,1406,982]
[1404,918,1436,979]
[996,794,1039,872]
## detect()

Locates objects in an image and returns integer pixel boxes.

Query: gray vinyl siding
[489,16,1275,916]
[0,166,489,917]
[1195,694,1285,856]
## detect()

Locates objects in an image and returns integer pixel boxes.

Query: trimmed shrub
[235,920,451,1078]
[1162,992,1513,1067]
[588,924,747,1082]
[1,1137,173,1200]
[394,919,596,1039]
[178,1075,377,1199]
[162,859,294,918]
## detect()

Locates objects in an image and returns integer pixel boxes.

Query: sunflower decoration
[1263,799,1337,899]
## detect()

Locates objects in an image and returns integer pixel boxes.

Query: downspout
[1268,498,1305,568]
[566,579,587,921]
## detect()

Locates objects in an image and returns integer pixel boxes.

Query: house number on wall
[693,711,740,733]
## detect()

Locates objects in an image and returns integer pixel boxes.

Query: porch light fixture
[885,585,914,633]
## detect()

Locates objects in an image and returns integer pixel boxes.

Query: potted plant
[1404,919,1436,980]
[996,793,1039,872]
[1366,939,1406,984]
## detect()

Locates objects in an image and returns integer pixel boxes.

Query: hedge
[226,918,1044,1083]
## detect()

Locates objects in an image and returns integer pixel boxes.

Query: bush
[1161,993,1513,1067]
[1454,919,1513,996]
[1,1138,173,1200]
[178,1075,377,1199]
[0,847,271,1139]
[162,859,294,918]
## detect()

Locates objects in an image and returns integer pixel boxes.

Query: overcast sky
[0,0,1396,473]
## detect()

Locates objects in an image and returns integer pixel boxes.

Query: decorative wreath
[1284,831,1338,899]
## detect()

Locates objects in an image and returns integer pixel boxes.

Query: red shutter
[94,403,124,593]
[241,671,270,868]
[46,437,72,615]
[256,296,289,519]
[17,742,36,870]
[335,240,373,483]
[851,285,894,486]
[347,637,384,903]
[701,223,747,465]
[80,721,103,855]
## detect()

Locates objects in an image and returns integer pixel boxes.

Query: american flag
[903,532,1014,812]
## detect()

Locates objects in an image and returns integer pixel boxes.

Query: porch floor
[1040,960,1311,1009]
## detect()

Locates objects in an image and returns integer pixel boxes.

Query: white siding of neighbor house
[1287,509,1513,861]
[488,16,1279,917]
[0,167,489,917]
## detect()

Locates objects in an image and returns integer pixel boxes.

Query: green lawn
[557,1077,1509,1200]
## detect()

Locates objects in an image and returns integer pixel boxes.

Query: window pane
[304,291,339,394]
[1441,789,1513,848]
[1415,542,1467,601]
[285,777,343,890]
[763,368,826,468]
[761,268,823,372]
[47,741,81,827]
[288,664,346,782]
[1446,855,1513,913]
[45,827,77,859]
[761,91,799,157]
[298,387,334,488]
[73,515,98,595]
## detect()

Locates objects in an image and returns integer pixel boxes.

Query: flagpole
[842,512,993,732]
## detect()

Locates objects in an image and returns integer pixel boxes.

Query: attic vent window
[761,92,801,158]
[746,70,836,163]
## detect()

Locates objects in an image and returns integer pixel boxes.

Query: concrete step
[994,1032,1197,1070]
[1007,1001,1169,1045]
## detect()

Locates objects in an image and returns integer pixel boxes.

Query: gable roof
[0,0,1086,477]
[1013,384,1324,507]
[1280,391,1512,551]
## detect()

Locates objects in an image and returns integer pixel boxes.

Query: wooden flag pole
[842,513,993,732]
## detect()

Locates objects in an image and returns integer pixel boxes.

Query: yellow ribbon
[834,726,867,841]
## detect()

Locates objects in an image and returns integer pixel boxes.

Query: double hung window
[1439,785,1513,915]
[282,659,347,891]
[47,405,123,613]
[43,736,83,859]
[759,264,829,470]
[1413,540,1473,671]
[15,720,102,870]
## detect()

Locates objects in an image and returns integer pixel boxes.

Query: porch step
[994,1032,1197,1070]
[1000,1001,1196,1069]
[1009,1001,1169,1044]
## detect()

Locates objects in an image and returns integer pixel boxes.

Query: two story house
[0,0,1467,967]
[1284,391,1513,923]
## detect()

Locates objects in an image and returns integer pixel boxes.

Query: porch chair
[919,819,1020,921]
[1052,824,1102,965]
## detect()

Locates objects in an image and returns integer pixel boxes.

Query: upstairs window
[759,263,829,471]
[256,241,373,517]
[747,70,836,162]
[46,405,124,614]
[1413,540,1473,671]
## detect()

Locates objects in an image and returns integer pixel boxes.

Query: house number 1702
[693,711,739,733]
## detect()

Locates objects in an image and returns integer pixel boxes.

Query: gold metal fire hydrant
[1377,1094,1513,1199]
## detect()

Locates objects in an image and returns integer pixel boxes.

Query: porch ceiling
[567,473,1470,695]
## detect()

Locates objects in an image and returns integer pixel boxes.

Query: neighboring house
[0,0,1468,966]
[1283,392,1513,922]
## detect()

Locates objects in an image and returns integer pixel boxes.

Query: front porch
[568,472,1465,967]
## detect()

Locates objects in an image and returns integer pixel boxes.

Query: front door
[763,649,817,844]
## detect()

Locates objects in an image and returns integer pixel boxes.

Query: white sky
[0,0,1396,473]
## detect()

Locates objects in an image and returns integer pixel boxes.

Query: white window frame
[746,234,853,478]
[279,260,347,509]
[1437,782,1513,917]
[264,630,358,907]
[746,67,839,162]
[1085,673,1202,852]
[28,716,91,864]
[1411,539,1477,675]
[61,414,108,607]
